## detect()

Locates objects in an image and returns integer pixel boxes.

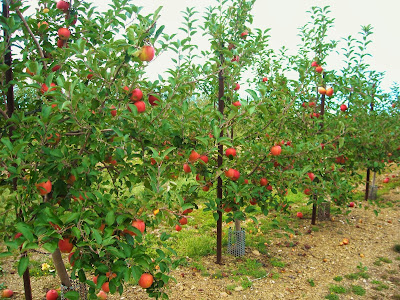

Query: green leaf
[213,212,220,221]
[43,243,57,253]
[16,223,34,242]
[63,291,79,300]
[18,255,29,276]
[105,211,115,226]
[1,137,13,151]
[245,89,258,100]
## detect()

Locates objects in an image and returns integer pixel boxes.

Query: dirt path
[1,184,399,299]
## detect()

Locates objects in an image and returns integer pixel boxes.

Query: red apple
[296,212,303,218]
[179,217,188,225]
[311,61,318,67]
[68,252,76,266]
[225,148,237,158]
[241,30,249,39]
[270,145,282,156]
[307,172,315,181]
[262,77,268,82]
[138,45,155,62]
[97,290,107,299]
[38,21,49,30]
[326,87,334,96]
[14,232,22,239]
[318,87,326,95]
[93,275,98,284]
[58,237,73,253]
[304,188,311,195]
[199,155,209,164]
[57,39,66,48]
[383,177,390,183]
[134,101,146,113]
[41,83,57,94]
[131,219,145,235]
[244,179,249,184]
[233,101,241,107]
[138,273,154,289]
[58,28,71,40]
[231,55,239,62]
[46,289,58,300]
[309,102,316,107]
[183,163,191,173]
[87,72,93,79]
[36,180,52,195]
[233,83,240,91]
[51,65,61,72]
[250,198,257,205]
[2,289,13,298]
[348,202,355,208]
[110,105,117,117]
[340,104,347,112]
[101,282,109,293]
[148,94,160,106]
[175,225,182,231]
[56,0,69,12]
[182,209,193,215]
[260,178,268,186]
[266,185,273,191]
[130,88,143,102]
[189,150,200,162]
[315,66,323,73]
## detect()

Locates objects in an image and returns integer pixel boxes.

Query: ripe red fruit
[244,179,249,184]
[189,150,201,162]
[340,104,347,112]
[241,30,249,39]
[223,205,232,213]
[148,94,160,106]
[101,282,110,293]
[260,178,268,186]
[270,145,282,156]
[199,155,209,164]
[41,83,57,94]
[348,202,355,208]
[318,87,326,95]
[182,208,193,215]
[51,65,61,72]
[183,163,191,173]
[138,45,155,62]
[58,238,73,253]
[93,275,98,284]
[266,185,273,191]
[383,177,390,183]
[315,66,323,73]
[228,43,235,50]
[175,225,182,231]
[231,55,239,62]
[250,198,257,205]
[14,232,22,239]
[138,273,154,289]
[232,170,240,181]
[38,21,49,30]
[307,172,315,181]
[58,28,71,40]
[326,87,334,96]
[309,101,316,107]
[233,83,240,91]
[56,0,69,12]
[110,105,117,117]
[262,77,268,82]
[97,290,107,300]
[304,188,311,196]
[68,252,76,266]
[46,289,58,300]
[179,217,188,225]
[225,148,237,158]
[233,101,241,107]
[311,61,318,67]
[296,212,303,218]
[130,219,145,235]
[36,180,52,195]
[2,289,13,298]
[134,101,146,113]
[57,39,66,48]
[130,88,143,102]
[87,73,93,79]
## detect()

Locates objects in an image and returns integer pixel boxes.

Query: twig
[0,108,9,120]
[10,0,47,70]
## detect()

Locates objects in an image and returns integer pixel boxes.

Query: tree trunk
[52,248,72,287]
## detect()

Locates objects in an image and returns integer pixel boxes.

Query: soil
[1,174,399,300]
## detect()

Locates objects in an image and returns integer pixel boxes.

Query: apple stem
[52,248,72,287]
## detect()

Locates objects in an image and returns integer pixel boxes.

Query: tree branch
[0,107,9,120]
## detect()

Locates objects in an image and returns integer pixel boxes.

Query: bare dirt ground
[1,175,399,300]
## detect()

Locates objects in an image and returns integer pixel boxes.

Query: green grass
[378,257,392,263]
[241,277,253,289]
[333,276,343,282]
[235,258,266,278]
[270,258,286,268]
[351,285,366,296]
[371,280,389,291]
[329,285,347,294]
[308,278,315,287]
[325,293,340,300]
[171,231,215,258]
[345,273,359,280]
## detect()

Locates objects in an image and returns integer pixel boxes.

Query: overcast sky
[29,0,399,92]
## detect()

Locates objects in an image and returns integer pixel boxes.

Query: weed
[344,273,359,280]
[235,259,266,278]
[358,272,370,279]
[395,256,400,261]
[378,257,392,263]
[351,285,366,296]
[333,276,343,282]
[173,233,214,258]
[374,260,382,266]
[226,284,236,291]
[270,258,286,268]
[241,277,253,289]
[308,278,315,287]
[329,285,347,294]
[325,293,339,300]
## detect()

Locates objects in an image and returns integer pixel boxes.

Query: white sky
[28,0,399,92]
